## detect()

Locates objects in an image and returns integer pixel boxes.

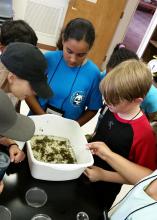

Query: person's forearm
[101,170,130,184]
[77,110,98,126]
[25,96,45,115]
[104,151,152,184]
[0,137,17,146]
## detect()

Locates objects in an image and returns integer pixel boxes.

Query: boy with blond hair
[84,59,157,212]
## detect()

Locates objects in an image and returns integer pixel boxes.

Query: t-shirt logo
[108,120,114,129]
[71,91,85,106]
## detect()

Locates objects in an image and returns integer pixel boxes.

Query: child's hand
[87,141,112,160]
[9,145,25,163]
[84,166,105,182]
[0,181,4,193]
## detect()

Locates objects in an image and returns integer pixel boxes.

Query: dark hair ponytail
[57,18,95,50]
[106,45,139,70]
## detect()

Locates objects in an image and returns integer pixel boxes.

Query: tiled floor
[21,101,132,206]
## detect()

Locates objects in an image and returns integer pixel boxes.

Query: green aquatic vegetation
[31,135,77,164]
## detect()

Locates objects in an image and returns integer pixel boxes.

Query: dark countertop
[0,158,105,220]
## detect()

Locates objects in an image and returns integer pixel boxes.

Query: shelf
[150,40,157,48]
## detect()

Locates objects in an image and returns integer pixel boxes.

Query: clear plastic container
[0,205,11,220]
[76,211,89,220]
[0,152,10,181]
[25,187,47,208]
[31,214,52,220]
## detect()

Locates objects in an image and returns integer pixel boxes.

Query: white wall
[13,0,69,46]
[13,0,28,19]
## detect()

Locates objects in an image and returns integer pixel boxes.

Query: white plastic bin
[27,114,94,181]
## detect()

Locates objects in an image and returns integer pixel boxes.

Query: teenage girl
[26,18,103,126]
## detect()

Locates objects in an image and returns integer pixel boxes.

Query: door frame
[102,0,139,69]
[137,8,157,58]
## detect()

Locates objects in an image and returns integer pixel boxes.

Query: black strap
[48,54,63,85]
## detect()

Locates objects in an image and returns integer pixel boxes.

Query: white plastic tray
[27,114,93,181]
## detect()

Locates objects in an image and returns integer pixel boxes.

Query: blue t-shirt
[141,85,157,114]
[38,50,102,120]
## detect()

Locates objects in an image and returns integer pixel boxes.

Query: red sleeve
[129,118,157,170]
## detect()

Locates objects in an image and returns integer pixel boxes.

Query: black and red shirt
[92,108,157,171]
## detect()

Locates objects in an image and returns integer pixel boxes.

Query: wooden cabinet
[142,25,157,62]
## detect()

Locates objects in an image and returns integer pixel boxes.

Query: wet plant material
[31,135,77,164]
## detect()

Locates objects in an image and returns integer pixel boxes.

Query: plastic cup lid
[0,205,11,220]
[76,211,89,220]
[31,214,52,220]
[25,187,47,208]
